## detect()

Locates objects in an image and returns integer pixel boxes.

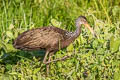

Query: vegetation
[0,0,120,79]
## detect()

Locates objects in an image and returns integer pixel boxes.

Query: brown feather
[13,26,70,51]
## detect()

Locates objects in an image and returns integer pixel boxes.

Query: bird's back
[13,26,69,51]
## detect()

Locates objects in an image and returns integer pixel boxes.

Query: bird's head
[76,16,97,38]
[76,16,88,25]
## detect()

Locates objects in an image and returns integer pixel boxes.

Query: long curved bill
[84,23,97,38]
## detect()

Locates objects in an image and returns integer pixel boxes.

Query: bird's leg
[46,52,53,75]
[43,50,50,75]
[43,51,49,64]
[45,52,75,64]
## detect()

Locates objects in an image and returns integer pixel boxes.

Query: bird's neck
[66,25,81,42]
[61,25,81,48]
[75,26,81,37]
[71,25,81,39]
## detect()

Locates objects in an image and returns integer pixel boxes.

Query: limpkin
[13,16,96,75]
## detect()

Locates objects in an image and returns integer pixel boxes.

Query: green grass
[0,0,120,79]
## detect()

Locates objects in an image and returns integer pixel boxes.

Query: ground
[0,0,120,80]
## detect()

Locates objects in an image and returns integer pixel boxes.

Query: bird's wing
[13,27,68,50]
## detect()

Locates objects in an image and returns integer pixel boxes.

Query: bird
[13,16,96,75]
